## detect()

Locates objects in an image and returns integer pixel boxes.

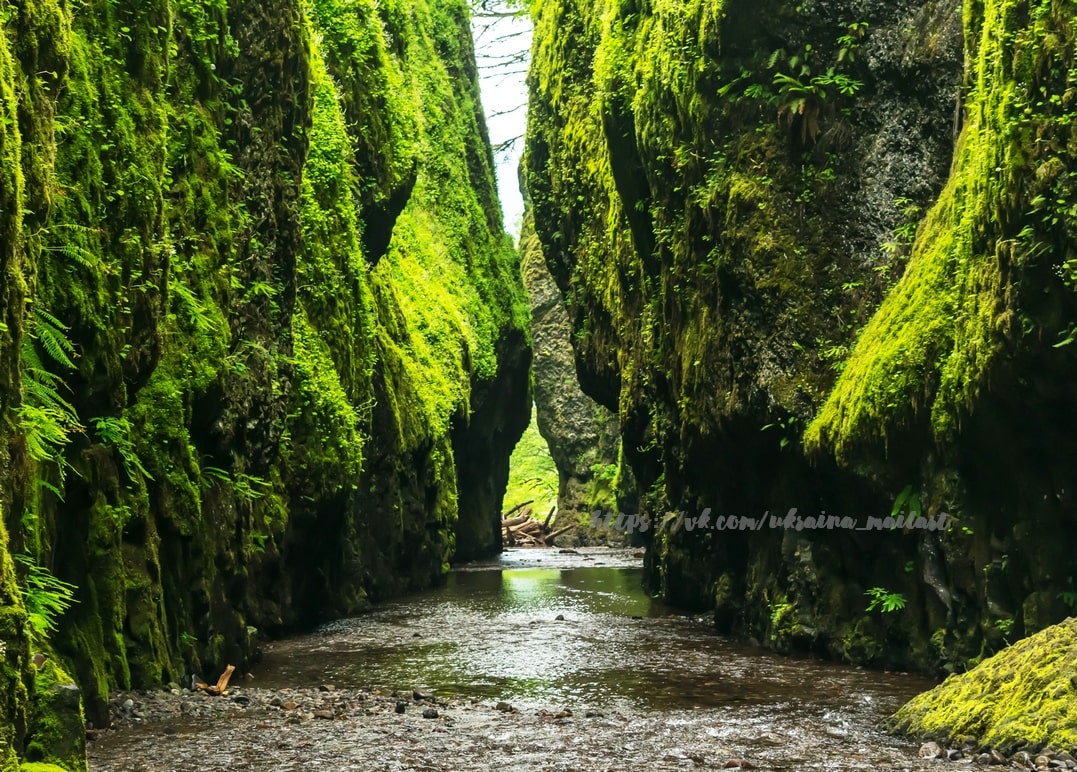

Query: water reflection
[256,562,933,717]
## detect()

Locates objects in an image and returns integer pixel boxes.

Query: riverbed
[87,547,941,770]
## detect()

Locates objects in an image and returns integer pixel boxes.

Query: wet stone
[422,708,439,719]
[919,741,942,758]
[395,701,407,714]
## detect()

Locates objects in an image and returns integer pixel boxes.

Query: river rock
[395,701,407,714]
[422,708,439,719]
[918,741,942,758]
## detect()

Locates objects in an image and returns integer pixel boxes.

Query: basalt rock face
[0,0,528,762]
[519,212,621,525]
[527,0,1077,673]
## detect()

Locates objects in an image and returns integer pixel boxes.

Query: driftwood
[502,500,534,519]
[502,511,533,528]
[501,504,574,547]
[194,664,236,696]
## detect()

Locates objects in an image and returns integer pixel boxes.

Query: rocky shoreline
[916,740,1077,769]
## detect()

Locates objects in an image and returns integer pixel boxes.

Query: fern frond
[32,308,76,369]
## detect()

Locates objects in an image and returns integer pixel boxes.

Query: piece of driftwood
[195,664,236,696]
[501,500,534,519]
[502,511,533,528]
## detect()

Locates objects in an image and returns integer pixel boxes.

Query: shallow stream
[88,548,941,771]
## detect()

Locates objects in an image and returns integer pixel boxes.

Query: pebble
[395,701,407,714]
[495,701,513,712]
[555,614,565,621]
[422,708,439,719]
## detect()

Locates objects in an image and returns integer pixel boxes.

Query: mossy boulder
[24,657,84,772]
[890,618,1077,754]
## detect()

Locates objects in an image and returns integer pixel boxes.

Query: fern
[865,586,906,613]
[90,415,153,480]
[31,308,77,369]
[14,553,78,640]
[17,307,83,483]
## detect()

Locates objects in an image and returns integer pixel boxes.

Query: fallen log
[502,511,533,528]
[545,524,575,544]
[502,505,575,548]
[501,500,534,519]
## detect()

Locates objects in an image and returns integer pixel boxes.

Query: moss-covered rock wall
[526,0,1077,673]
[519,209,621,526]
[0,0,529,763]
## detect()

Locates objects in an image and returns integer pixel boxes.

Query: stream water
[88,548,943,771]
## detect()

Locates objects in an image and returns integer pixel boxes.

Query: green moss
[807,0,1077,459]
[890,618,1077,754]
[24,657,84,772]
[0,0,527,754]
[0,507,32,772]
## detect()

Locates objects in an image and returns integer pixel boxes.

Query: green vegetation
[505,405,559,514]
[12,555,77,643]
[0,0,528,764]
[806,0,1077,457]
[864,587,906,614]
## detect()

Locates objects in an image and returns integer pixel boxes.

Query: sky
[473,6,532,238]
